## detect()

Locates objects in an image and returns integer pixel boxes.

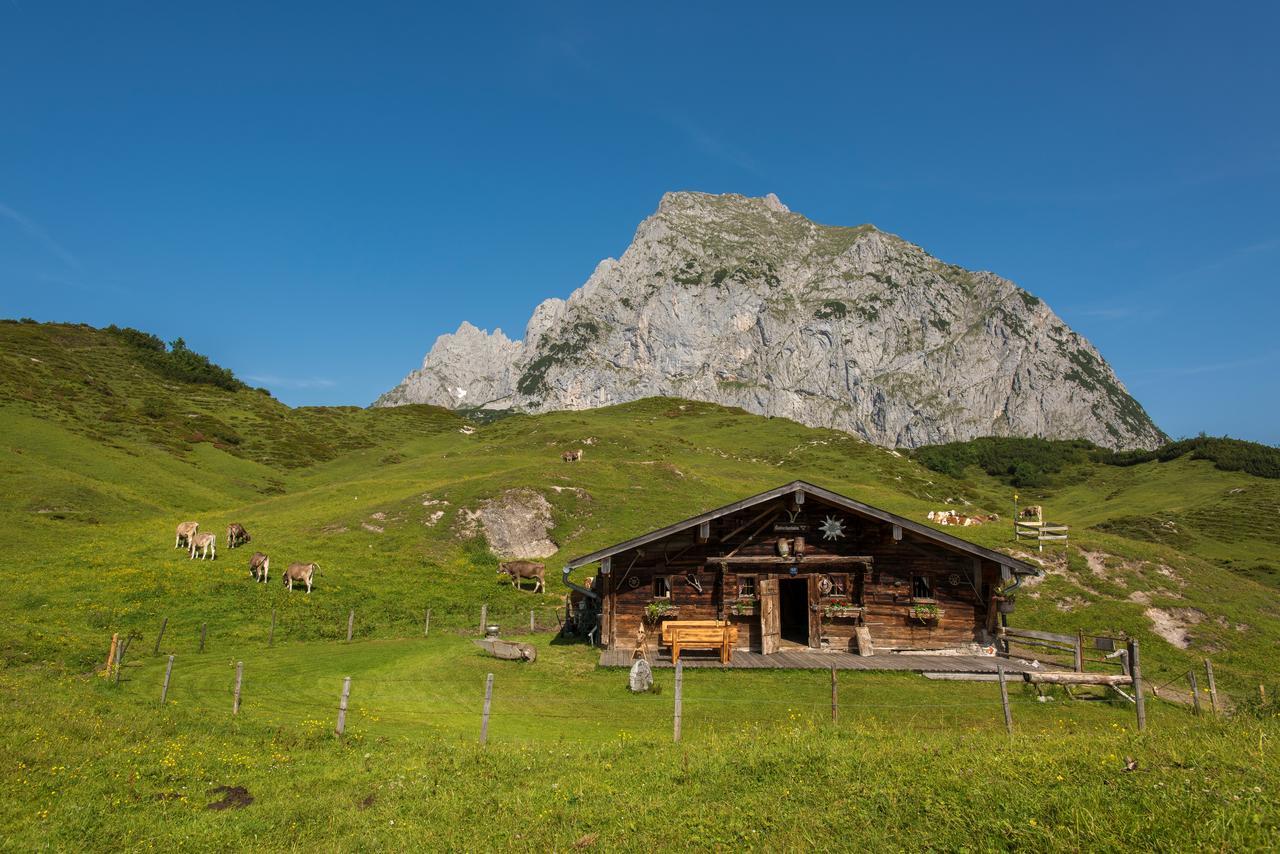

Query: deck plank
[599,647,1054,674]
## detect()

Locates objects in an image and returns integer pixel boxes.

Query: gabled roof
[563,480,1040,576]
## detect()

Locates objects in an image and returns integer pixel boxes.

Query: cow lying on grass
[175,521,199,549]
[249,551,270,583]
[189,532,216,560]
[498,560,545,593]
[283,562,318,593]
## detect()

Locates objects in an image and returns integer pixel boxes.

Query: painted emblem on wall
[819,515,847,541]
[818,575,834,595]
[627,576,640,589]
[948,573,961,586]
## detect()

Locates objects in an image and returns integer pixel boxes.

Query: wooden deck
[599,647,1048,674]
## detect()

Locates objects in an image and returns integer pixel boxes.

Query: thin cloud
[0,202,81,270]
[245,374,337,390]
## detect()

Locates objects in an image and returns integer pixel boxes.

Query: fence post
[1074,629,1084,673]
[233,661,243,715]
[997,665,1013,735]
[530,609,536,633]
[480,604,488,634]
[160,654,174,704]
[114,634,132,685]
[1188,671,1202,716]
[199,623,206,653]
[673,660,684,743]
[336,676,352,737]
[424,608,431,637]
[268,608,276,648]
[1204,659,1219,716]
[153,617,168,655]
[830,666,839,724]
[480,673,494,745]
[106,633,119,675]
[1128,639,1146,732]
[346,609,355,643]
[1261,684,1267,705]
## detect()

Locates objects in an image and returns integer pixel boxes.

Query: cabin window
[653,576,671,599]
[829,573,848,596]
[738,575,757,597]
[911,574,933,600]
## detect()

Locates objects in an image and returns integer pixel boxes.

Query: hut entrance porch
[778,577,810,646]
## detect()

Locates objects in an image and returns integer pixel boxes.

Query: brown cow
[226,523,251,549]
[248,551,270,583]
[1019,505,1044,523]
[283,562,318,593]
[189,532,216,560]
[498,560,545,593]
[561,449,584,462]
[175,521,199,549]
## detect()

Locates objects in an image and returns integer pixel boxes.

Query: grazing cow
[561,449,584,463]
[175,521,199,549]
[498,560,545,593]
[1019,505,1044,523]
[189,532,216,560]
[283,562,318,593]
[248,551,270,583]
[226,523,251,549]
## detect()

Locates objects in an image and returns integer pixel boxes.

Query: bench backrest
[661,620,728,644]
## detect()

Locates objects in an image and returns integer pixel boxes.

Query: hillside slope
[378,192,1164,450]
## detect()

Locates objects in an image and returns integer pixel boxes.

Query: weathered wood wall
[597,494,1001,653]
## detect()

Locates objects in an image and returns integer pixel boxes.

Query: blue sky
[2,2,1277,443]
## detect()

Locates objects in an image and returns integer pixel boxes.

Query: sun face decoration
[819,515,846,541]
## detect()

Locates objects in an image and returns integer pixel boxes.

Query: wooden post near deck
[1204,659,1219,716]
[998,665,1013,735]
[1188,671,1202,716]
[233,661,243,715]
[160,655,174,704]
[479,673,494,746]
[830,666,839,724]
[336,676,352,737]
[153,617,168,655]
[673,660,684,743]
[199,623,206,653]
[346,609,355,643]
[1128,639,1146,732]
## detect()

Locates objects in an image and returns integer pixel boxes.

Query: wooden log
[830,666,838,724]
[199,623,206,653]
[673,660,684,743]
[268,608,276,648]
[1129,639,1146,732]
[1021,672,1132,686]
[1204,659,1219,716]
[346,609,355,643]
[336,676,351,737]
[160,654,174,704]
[998,665,1013,735]
[480,673,494,746]
[1188,670,1202,716]
[233,661,243,715]
[153,617,168,655]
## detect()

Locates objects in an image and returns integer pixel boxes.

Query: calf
[175,521,199,549]
[226,523,251,549]
[248,551,270,583]
[498,560,545,593]
[283,562,318,593]
[189,532,217,560]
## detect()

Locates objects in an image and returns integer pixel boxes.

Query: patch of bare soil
[1144,606,1205,649]
[206,785,253,811]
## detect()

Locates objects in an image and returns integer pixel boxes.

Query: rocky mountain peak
[376,192,1164,450]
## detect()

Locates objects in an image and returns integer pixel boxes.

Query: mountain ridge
[378,192,1164,450]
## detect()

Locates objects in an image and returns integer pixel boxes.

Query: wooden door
[807,574,822,648]
[759,577,780,655]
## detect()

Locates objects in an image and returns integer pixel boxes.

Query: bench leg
[672,642,680,665]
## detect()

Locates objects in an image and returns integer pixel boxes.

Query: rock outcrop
[377,192,1164,450]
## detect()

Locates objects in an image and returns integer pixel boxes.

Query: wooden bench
[661,620,736,664]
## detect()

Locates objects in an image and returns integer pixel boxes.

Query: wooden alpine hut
[563,481,1041,665]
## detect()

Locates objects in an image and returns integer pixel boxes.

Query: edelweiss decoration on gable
[819,515,846,540]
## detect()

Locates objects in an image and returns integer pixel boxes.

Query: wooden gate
[759,576,780,655]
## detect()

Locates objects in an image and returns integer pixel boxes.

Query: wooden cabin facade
[563,481,1039,658]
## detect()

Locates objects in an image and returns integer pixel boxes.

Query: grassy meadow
[2,320,1279,850]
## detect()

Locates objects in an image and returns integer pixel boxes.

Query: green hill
[2,320,1277,849]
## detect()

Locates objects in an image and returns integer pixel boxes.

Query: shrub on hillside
[1107,435,1280,479]
[106,326,246,392]
[911,437,1100,488]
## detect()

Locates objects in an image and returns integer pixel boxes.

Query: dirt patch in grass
[206,785,253,811]
[1144,606,1205,649]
